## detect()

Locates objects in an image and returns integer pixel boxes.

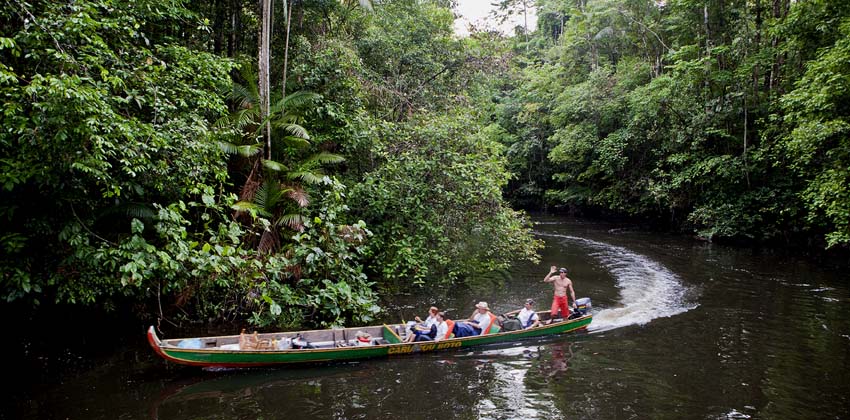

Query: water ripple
[538,233,698,333]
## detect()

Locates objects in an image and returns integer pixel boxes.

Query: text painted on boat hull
[388,341,462,355]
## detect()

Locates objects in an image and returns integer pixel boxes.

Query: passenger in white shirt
[433,312,449,341]
[406,306,440,342]
[414,312,449,342]
[467,301,495,335]
[417,306,439,328]
[517,298,541,329]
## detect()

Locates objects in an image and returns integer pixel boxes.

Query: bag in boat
[500,317,522,332]
[355,331,374,346]
[176,338,203,349]
[292,335,315,349]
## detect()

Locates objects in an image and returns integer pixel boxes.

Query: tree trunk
[703,4,712,108]
[212,0,224,54]
[229,0,242,57]
[753,0,761,97]
[259,0,272,160]
[282,0,293,98]
[522,0,529,49]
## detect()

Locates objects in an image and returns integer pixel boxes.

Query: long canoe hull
[148,314,592,368]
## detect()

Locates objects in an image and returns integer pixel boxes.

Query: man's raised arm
[543,265,557,283]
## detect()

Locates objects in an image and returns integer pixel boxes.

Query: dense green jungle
[1,0,848,329]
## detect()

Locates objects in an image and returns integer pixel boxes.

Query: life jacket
[482,312,499,335]
[520,309,538,328]
[444,319,455,339]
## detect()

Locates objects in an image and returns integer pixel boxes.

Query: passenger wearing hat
[543,265,577,320]
[518,298,541,329]
[466,301,498,335]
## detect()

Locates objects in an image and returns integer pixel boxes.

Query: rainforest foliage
[1,0,847,327]
[499,0,850,248]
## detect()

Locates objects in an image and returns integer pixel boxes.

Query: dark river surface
[5,216,850,419]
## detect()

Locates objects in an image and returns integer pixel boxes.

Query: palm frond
[97,202,156,221]
[237,61,260,99]
[232,201,272,218]
[213,114,232,130]
[121,204,157,220]
[217,140,241,155]
[238,144,263,157]
[277,213,306,232]
[305,152,345,165]
[262,159,288,172]
[231,108,261,131]
[229,82,258,110]
[239,166,262,203]
[282,123,311,140]
[257,229,280,254]
[281,91,320,109]
[255,181,297,214]
[273,135,311,149]
[286,186,310,207]
[217,141,262,157]
[288,170,325,185]
[252,182,269,210]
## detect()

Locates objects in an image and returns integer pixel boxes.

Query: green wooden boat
[147,309,592,368]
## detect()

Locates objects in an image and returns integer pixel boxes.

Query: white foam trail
[540,234,697,333]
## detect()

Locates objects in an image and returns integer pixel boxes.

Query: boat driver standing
[543,265,576,320]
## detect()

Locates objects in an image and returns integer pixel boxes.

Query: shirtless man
[543,265,576,320]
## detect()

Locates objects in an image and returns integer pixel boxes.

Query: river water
[5,216,850,419]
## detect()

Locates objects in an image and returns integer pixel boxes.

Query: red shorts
[550,295,570,318]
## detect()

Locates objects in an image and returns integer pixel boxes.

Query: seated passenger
[416,312,450,342]
[405,306,440,343]
[466,301,498,335]
[518,298,541,329]
[416,306,439,327]
[435,312,454,341]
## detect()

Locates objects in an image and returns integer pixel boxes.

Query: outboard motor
[574,297,592,316]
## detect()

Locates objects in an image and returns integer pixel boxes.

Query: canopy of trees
[497,0,849,249]
[1,0,846,328]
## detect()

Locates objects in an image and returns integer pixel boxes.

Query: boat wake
[539,234,698,333]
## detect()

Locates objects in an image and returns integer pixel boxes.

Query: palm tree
[216,63,344,253]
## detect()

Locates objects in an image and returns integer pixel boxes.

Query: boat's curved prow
[147,326,173,362]
[148,326,162,346]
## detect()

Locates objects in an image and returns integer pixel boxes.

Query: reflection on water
[543,341,573,381]
[149,340,585,420]
[9,216,850,419]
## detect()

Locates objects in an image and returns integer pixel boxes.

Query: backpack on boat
[499,316,522,332]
